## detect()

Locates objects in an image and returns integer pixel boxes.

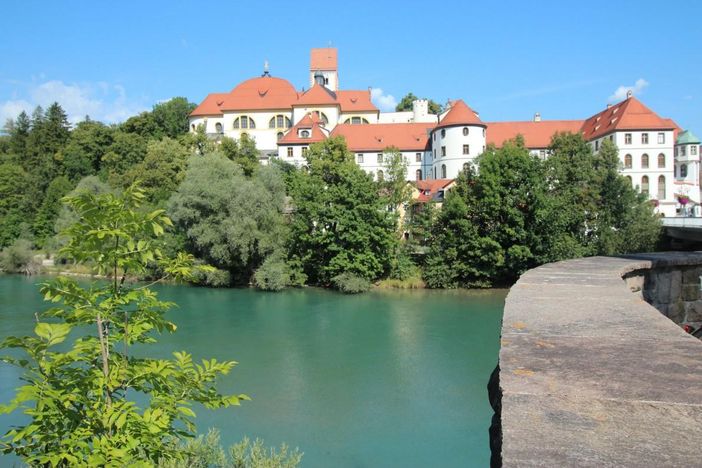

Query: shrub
[191,266,232,287]
[253,255,290,291]
[331,272,371,294]
[0,238,40,275]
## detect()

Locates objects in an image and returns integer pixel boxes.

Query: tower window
[416,169,422,181]
[441,146,446,157]
[625,133,632,144]
[681,164,688,178]
[463,127,469,136]
[441,164,447,179]
[642,133,649,144]
[441,129,446,138]
[462,144,469,155]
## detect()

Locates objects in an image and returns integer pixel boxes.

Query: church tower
[309,48,338,91]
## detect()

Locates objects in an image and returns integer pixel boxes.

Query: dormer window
[299,130,311,138]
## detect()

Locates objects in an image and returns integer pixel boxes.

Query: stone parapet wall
[492,253,702,467]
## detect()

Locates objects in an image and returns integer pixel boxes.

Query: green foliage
[168,152,288,285]
[0,238,39,275]
[123,97,196,140]
[159,430,302,468]
[0,162,32,247]
[122,137,191,203]
[395,92,443,114]
[287,136,396,285]
[59,119,114,181]
[424,134,661,287]
[220,134,260,177]
[381,146,412,210]
[33,176,74,246]
[101,130,149,186]
[253,253,291,291]
[331,272,371,294]
[0,185,248,466]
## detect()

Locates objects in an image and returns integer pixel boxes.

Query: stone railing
[490,253,702,467]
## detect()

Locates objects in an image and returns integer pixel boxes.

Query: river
[0,275,504,467]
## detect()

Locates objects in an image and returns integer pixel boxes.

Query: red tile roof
[190,93,228,116]
[331,123,435,152]
[278,113,328,145]
[437,99,483,128]
[415,179,454,202]
[581,96,675,140]
[310,48,337,70]
[336,90,378,112]
[486,120,584,148]
[218,76,299,111]
[295,84,338,106]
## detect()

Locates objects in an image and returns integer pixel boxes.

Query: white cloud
[370,87,398,112]
[608,78,649,102]
[0,79,148,125]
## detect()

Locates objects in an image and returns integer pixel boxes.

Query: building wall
[353,150,432,182]
[309,70,338,91]
[430,124,486,179]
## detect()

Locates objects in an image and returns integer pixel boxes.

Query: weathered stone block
[681,267,702,285]
[670,270,683,301]
[667,301,686,323]
[682,284,700,302]
[626,274,644,293]
[684,301,702,322]
[655,271,673,303]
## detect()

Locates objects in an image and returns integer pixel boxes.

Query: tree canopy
[395,92,443,114]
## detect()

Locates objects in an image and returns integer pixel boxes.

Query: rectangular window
[241,117,249,129]
[416,152,422,162]
[681,146,687,156]
[642,133,649,144]
[357,153,364,163]
[441,146,446,157]
[377,153,383,164]
[539,150,546,158]
[692,146,698,156]
[625,133,632,144]
[277,115,284,128]
[658,132,665,144]
[351,116,361,125]
[301,147,308,156]
[287,147,293,158]
[462,144,469,155]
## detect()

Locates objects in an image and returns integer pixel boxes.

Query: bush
[0,238,40,275]
[331,272,371,294]
[158,429,302,468]
[253,255,290,291]
[191,266,232,287]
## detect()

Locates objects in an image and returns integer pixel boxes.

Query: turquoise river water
[0,275,504,467]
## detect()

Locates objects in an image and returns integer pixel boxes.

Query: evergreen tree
[33,176,74,246]
[59,119,114,181]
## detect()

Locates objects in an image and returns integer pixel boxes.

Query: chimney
[533,112,541,122]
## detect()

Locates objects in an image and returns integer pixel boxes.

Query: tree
[395,92,443,114]
[6,111,31,161]
[288,136,396,286]
[59,120,114,181]
[220,134,260,177]
[0,185,248,465]
[33,176,74,246]
[151,97,197,139]
[122,137,191,203]
[168,151,289,286]
[0,163,32,247]
[100,130,148,186]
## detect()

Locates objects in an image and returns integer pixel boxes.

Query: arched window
[441,129,446,138]
[343,117,370,125]
[233,116,256,129]
[269,115,292,129]
[462,127,469,136]
[215,122,223,133]
[681,164,688,178]
[300,130,310,138]
[624,154,632,169]
[641,175,649,195]
[312,111,328,124]
[657,153,665,168]
[657,175,666,200]
[416,169,422,181]
[441,164,447,179]
[277,132,284,140]
[641,153,649,169]
[463,162,470,171]
[377,170,384,181]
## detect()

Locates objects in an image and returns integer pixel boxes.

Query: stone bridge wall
[491,253,702,467]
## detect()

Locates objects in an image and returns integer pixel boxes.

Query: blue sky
[1,0,700,132]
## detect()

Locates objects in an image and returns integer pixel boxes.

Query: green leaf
[35,323,72,346]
